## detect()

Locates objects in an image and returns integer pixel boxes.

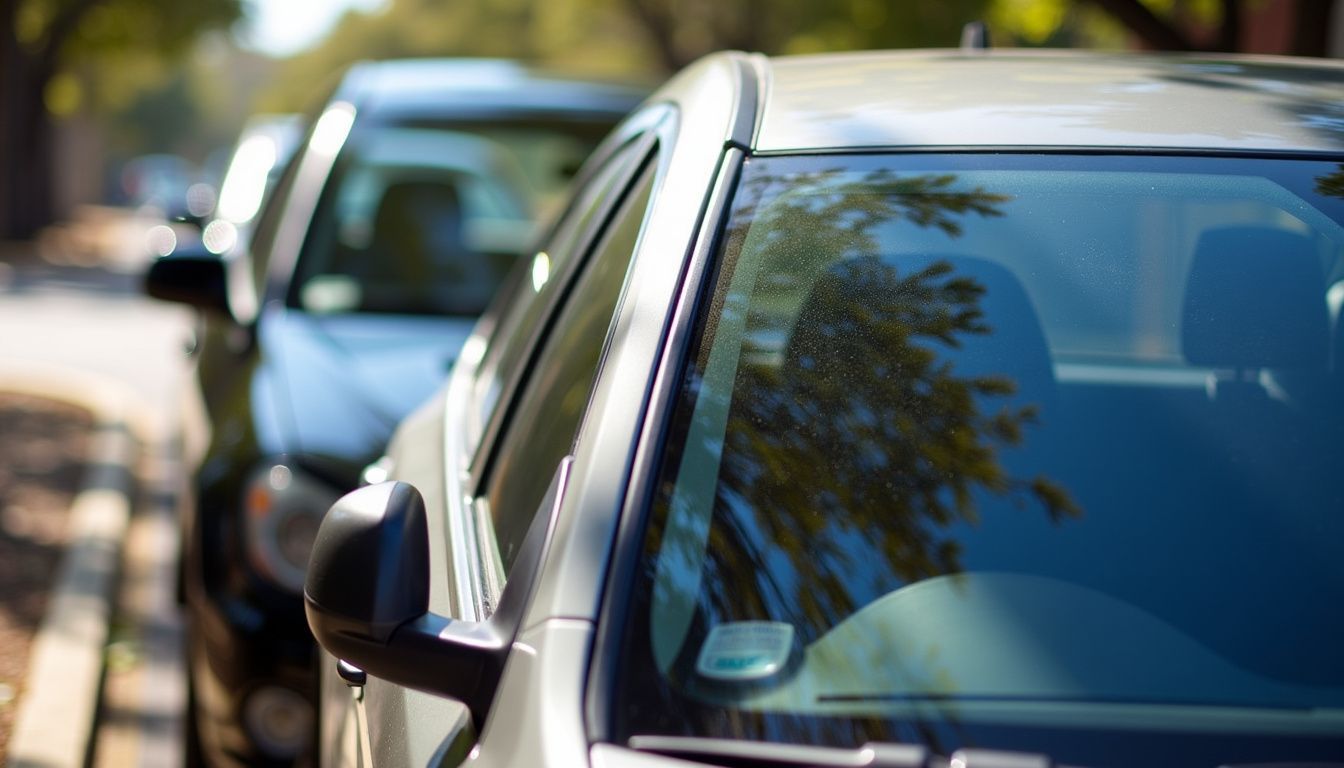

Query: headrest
[371,180,464,257]
[784,253,1054,413]
[1182,227,1327,370]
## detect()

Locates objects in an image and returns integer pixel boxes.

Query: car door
[319,111,666,768]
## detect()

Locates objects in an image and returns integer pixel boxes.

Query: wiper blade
[627,736,1062,768]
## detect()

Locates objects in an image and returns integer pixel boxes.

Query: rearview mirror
[304,469,566,727]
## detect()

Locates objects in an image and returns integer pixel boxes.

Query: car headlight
[243,463,339,593]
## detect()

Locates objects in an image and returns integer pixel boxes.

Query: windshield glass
[613,154,1344,765]
[288,118,610,316]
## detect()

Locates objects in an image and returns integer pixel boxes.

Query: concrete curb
[1,363,141,768]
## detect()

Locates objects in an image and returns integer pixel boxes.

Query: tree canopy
[2,0,1338,239]
[1,0,242,238]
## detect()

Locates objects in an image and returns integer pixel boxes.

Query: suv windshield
[614,154,1344,764]
[288,118,611,316]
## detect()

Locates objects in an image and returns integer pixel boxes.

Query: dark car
[144,59,643,767]
[304,50,1344,767]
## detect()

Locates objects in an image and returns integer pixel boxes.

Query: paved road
[0,247,196,768]
[0,256,192,429]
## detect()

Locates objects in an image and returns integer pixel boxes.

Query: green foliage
[616,0,995,69]
[63,0,239,57]
[0,0,244,236]
[4,0,243,128]
[257,0,656,112]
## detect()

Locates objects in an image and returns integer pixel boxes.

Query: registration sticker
[695,621,795,681]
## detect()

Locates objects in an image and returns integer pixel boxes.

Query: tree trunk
[0,57,58,240]
[0,0,106,241]
[1087,0,1198,50]
[0,4,24,241]
[1216,0,1241,51]
[1292,0,1335,56]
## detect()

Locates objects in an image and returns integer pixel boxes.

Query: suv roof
[337,58,648,120]
[751,50,1344,154]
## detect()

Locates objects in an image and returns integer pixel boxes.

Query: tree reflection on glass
[1316,164,1344,199]
[683,168,1081,644]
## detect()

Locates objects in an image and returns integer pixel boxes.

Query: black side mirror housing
[305,465,567,727]
[144,243,233,318]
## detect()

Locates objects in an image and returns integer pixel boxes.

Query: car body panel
[464,619,596,768]
[756,51,1344,153]
[311,49,1344,768]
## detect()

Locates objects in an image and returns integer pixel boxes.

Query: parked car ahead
[144,59,643,768]
[306,50,1344,767]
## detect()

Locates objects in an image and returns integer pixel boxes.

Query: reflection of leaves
[735,169,1011,265]
[709,258,1080,634]
[1316,164,1344,199]
[695,170,1078,640]
[722,170,1014,351]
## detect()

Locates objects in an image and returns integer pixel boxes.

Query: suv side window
[482,158,656,573]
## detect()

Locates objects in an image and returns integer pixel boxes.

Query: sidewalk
[1,230,198,767]
[0,364,187,768]
[1,366,139,768]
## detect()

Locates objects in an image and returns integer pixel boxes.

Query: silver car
[305,50,1344,767]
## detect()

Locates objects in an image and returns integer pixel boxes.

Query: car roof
[337,58,648,121]
[751,50,1344,154]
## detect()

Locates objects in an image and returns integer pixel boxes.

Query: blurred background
[1,0,1342,254]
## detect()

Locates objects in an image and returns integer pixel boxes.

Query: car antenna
[961,21,992,50]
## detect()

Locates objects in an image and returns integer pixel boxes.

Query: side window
[286,127,532,317]
[465,135,656,452]
[482,159,656,573]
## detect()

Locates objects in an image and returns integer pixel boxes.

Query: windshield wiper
[627,735,1060,768]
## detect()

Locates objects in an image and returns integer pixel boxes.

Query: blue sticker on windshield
[695,622,795,682]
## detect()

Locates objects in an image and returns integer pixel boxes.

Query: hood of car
[256,306,474,482]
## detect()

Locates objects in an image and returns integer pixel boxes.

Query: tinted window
[283,116,617,316]
[466,137,655,450]
[614,154,1344,765]
[286,125,536,316]
[483,160,655,573]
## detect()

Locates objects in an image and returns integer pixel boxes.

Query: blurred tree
[256,0,655,113]
[0,0,241,240]
[992,0,1340,55]
[619,0,994,70]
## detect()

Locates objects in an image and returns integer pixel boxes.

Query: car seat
[363,179,500,315]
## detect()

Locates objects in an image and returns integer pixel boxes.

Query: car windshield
[289,118,610,316]
[613,153,1344,764]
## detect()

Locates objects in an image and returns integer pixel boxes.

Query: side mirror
[144,243,232,318]
[304,467,566,727]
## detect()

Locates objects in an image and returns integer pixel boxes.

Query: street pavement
[0,232,198,768]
